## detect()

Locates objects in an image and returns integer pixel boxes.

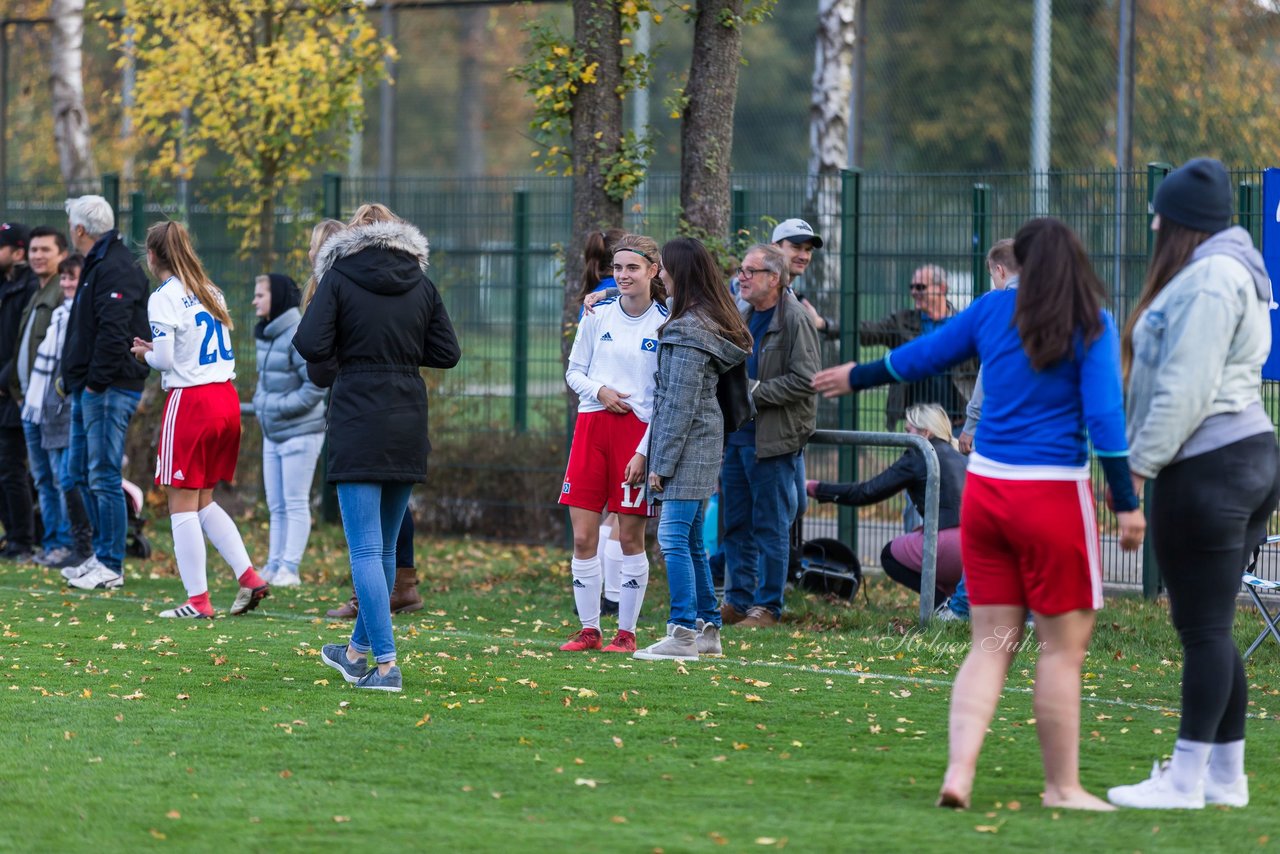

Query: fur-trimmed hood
[313,219,430,284]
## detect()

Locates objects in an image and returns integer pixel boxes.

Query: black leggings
[880,541,947,605]
[1153,433,1280,743]
[396,508,414,568]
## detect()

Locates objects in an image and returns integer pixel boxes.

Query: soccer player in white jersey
[558,233,667,653]
[129,221,268,618]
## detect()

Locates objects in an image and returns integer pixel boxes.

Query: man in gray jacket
[720,244,821,629]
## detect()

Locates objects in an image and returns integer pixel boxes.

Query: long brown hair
[349,202,400,227]
[1012,218,1104,370]
[145,221,232,328]
[303,218,345,309]
[612,233,668,303]
[1120,217,1211,379]
[659,237,751,350]
[579,227,626,301]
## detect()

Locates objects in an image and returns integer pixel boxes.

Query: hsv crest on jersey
[562,482,571,493]
[641,338,657,352]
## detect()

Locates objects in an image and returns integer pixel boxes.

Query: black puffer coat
[293,219,460,483]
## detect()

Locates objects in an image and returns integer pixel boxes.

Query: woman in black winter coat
[294,203,460,693]
[807,403,968,604]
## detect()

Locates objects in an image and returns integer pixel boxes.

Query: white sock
[617,551,649,634]
[571,556,602,630]
[1207,739,1245,783]
[1168,738,1212,793]
[198,502,253,580]
[171,511,208,598]
[603,536,623,603]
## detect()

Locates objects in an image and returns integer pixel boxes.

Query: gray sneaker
[355,665,403,693]
[633,624,699,661]
[320,643,368,684]
[696,622,722,656]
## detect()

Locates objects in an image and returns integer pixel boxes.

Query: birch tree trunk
[564,0,624,367]
[50,0,97,192]
[679,0,743,241]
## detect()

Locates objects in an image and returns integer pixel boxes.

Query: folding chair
[1242,534,1280,661]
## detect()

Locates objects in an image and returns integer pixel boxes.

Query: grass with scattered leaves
[0,512,1277,852]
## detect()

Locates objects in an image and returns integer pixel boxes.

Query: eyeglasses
[737,266,775,279]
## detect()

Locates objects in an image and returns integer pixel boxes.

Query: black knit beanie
[254,273,301,339]
[1153,157,1233,234]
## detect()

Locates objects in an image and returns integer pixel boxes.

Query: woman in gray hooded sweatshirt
[1109,158,1280,811]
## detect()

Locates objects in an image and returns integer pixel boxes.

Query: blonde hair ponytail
[145,221,232,329]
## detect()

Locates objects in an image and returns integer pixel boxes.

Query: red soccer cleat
[559,627,602,651]
[602,630,636,653]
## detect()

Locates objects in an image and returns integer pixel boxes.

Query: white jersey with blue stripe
[565,297,667,422]
[148,276,236,390]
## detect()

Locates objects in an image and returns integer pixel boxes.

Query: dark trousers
[0,424,33,549]
[396,507,414,568]
[1153,433,1280,743]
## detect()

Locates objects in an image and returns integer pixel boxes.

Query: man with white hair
[58,195,151,591]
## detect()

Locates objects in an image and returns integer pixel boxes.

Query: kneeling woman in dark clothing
[807,403,966,603]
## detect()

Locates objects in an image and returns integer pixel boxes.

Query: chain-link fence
[5,168,1277,586]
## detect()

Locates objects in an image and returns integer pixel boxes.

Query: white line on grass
[5,582,1271,722]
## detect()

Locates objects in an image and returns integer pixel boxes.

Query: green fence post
[1141,161,1172,599]
[512,188,530,434]
[101,174,119,222]
[322,172,342,221]
[731,186,749,247]
[1238,181,1261,245]
[837,168,862,551]
[129,190,146,248]
[971,183,991,297]
[319,172,342,524]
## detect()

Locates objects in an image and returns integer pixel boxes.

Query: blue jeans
[722,446,799,617]
[78,387,140,573]
[262,433,324,573]
[656,498,721,630]
[948,573,971,618]
[24,419,69,551]
[338,482,413,664]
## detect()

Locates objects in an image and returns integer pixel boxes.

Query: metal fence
[5,168,1277,585]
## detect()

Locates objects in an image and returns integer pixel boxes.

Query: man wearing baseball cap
[772,218,838,341]
[0,222,38,560]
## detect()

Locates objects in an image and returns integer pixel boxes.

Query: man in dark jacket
[59,196,150,591]
[0,223,38,559]
[719,244,820,630]
[9,226,71,565]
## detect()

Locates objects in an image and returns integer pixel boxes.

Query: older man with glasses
[719,244,820,630]
[859,264,976,431]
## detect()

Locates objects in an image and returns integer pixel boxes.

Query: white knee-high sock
[171,511,208,598]
[603,537,623,603]
[595,524,611,564]
[1207,740,1245,783]
[617,551,649,634]
[198,502,253,580]
[1168,738,1212,793]
[571,556,602,630]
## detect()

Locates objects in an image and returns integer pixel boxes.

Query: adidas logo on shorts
[173,469,185,481]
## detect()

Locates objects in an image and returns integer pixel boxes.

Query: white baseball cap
[771,218,823,249]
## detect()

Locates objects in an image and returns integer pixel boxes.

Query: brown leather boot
[326,596,359,619]
[390,566,423,614]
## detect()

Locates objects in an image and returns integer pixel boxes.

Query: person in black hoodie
[0,223,38,559]
[58,196,151,591]
[295,203,460,693]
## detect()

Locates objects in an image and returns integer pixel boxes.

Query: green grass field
[1,515,1277,852]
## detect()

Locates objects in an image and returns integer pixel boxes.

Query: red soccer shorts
[156,381,242,489]
[960,471,1104,615]
[559,409,652,516]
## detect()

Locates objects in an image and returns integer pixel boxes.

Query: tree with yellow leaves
[116,0,393,267]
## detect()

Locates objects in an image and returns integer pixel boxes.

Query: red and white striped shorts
[155,381,242,490]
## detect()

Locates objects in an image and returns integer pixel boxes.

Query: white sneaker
[1108,761,1205,809]
[272,569,301,587]
[633,624,699,661]
[259,564,279,584]
[67,563,124,591]
[1205,774,1249,807]
[933,600,963,622]
[62,554,104,581]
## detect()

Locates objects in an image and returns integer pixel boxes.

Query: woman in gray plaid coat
[633,237,750,662]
